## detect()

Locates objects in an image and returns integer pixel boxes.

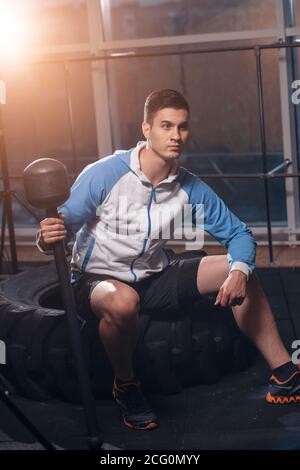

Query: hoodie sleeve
[35,152,132,254]
[190,177,257,273]
[35,161,104,254]
[57,162,105,234]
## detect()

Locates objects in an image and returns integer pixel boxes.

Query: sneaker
[112,378,159,430]
[266,364,300,404]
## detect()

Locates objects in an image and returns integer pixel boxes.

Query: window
[100,0,278,41]
[106,46,285,225]
[28,0,89,47]
[1,61,98,227]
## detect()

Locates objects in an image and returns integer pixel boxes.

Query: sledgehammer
[23,158,104,450]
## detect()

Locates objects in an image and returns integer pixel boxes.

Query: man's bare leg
[90,280,140,381]
[196,255,290,369]
[89,279,159,429]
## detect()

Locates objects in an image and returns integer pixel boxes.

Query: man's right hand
[39,213,67,249]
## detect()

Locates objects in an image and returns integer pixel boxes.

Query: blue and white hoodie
[37,142,256,282]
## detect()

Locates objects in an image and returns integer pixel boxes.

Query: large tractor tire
[0,252,255,402]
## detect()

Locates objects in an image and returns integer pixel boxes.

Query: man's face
[142,107,189,162]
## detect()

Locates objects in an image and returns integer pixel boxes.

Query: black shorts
[73,256,204,320]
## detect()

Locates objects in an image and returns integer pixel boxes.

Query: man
[37,89,300,431]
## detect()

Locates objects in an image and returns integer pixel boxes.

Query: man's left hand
[214,270,247,308]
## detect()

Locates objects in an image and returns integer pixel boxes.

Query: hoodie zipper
[130,186,156,282]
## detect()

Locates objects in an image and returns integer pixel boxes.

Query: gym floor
[0,248,299,451]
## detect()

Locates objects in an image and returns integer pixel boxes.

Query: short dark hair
[144,89,189,124]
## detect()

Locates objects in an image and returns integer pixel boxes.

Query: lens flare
[0,2,29,62]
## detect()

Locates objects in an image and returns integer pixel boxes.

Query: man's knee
[109,289,140,324]
[91,282,140,325]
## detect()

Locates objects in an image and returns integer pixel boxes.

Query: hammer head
[23,158,70,210]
